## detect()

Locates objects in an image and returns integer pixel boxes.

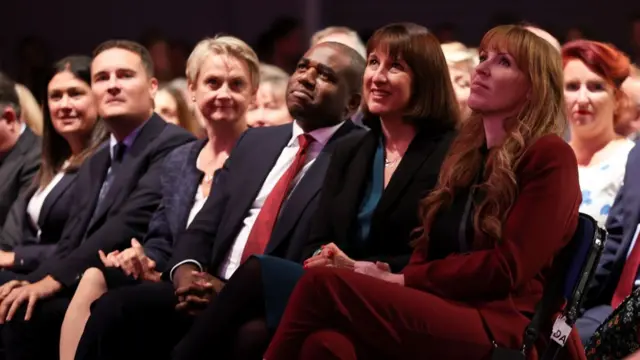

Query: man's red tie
[240,134,314,263]
[612,232,640,308]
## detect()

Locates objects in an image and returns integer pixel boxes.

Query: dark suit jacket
[0,127,40,227]
[26,114,194,286]
[167,121,362,277]
[0,172,77,273]
[142,139,207,272]
[305,119,456,272]
[402,135,582,357]
[583,139,640,309]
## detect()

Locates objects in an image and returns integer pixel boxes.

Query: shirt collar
[109,119,148,159]
[288,120,345,147]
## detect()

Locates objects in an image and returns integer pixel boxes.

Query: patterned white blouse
[579,139,636,227]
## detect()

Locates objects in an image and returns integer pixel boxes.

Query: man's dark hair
[0,72,21,119]
[318,42,366,95]
[92,39,155,77]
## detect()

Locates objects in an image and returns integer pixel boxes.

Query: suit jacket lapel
[374,129,439,216]
[37,172,77,229]
[173,140,207,232]
[89,115,165,228]
[212,126,292,256]
[265,121,358,253]
[84,146,111,232]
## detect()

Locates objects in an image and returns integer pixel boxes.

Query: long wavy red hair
[416,25,566,250]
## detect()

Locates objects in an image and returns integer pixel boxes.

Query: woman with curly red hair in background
[263,24,583,360]
[562,40,634,227]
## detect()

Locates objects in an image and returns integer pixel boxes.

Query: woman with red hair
[562,40,634,227]
[263,24,583,360]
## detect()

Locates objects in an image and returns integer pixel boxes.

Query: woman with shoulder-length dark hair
[264,24,584,360]
[0,55,107,277]
[169,22,459,360]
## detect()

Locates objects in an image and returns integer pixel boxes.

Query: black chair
[518,213,605,359]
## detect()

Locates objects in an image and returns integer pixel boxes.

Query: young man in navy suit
[0,40,194,359]
[74,41,366,360]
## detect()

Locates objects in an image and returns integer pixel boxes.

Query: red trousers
[264,267,495,360]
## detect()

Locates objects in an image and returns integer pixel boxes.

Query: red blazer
[402,134,585,360]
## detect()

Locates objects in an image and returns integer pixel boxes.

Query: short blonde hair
[311,26,367,58]
[186,36,260,90]
[15,83,43,136]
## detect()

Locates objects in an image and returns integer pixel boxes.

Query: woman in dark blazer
[264,25,584,360]
[169,23,459,360]
[0,56,106,276]
[58,35,258,360]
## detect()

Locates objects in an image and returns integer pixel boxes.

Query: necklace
[203,173,215,183]
[384,157,401,168]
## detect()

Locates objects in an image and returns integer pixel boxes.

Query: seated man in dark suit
[576,140,640,344]
[73,41,366,360]
[0,40,194,360]
[0,72,41,228]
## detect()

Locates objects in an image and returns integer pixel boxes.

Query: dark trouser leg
[2,294,71,360]
[75,281,192,360]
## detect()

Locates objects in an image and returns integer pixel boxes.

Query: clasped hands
[99,238,161,282]
[303,243,402,284]
[172,265,224,316]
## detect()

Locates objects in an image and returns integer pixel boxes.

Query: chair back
[536,213,605,359]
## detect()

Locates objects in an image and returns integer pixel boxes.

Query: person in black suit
[576,139,640,345]
[0,55,108,277]
[170,22,460,360]
[0,40,194,360]
[57,35,257,360]
[0,72,41,228]
[72,41,365,360]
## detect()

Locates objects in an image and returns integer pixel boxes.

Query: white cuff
[169,260,203,281]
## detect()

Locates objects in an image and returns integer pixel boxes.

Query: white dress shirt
[171,120,343,280]
[26,171,66,237]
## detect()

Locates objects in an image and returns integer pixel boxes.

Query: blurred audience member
[563,40,634,226]
[255,17,305,74]
[247,64,292,128]
[442,42,475,120]
[0,56,108,276]
[141,32,174,83]
[155,85,201,136]
[15,83,43,136]
[311,26,366,58]
[0,72,40,228]
[617,73,640,139]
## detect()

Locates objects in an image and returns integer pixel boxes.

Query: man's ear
[343,93,362,119]
[149,77,159,99]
